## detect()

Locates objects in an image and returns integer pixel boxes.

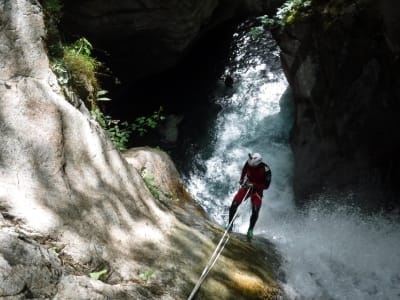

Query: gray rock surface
[0,229,62,298]
[273,0,400,207]
[0,0,281,298]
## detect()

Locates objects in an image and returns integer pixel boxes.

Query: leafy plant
[139,269,155,282]
[91,105,166,151]
[48,35,165,151]
[42,3,145,152]
[250,0,313,33]
[66,37,94,57]
[91,109,133,151]
[248,15,276,38]
[164,191,180,202]
[96,90,112,102]
[258,15,276,27]
[51,59,69,85]
[140,169,179,202]
[140,168,160,199]
[249,26,265,38]
[89,269,108,281]
[49,246,60,253]
[63,37,102,109]
[276,0,312,27]
[132,107,165,137]
[164,191,173,199]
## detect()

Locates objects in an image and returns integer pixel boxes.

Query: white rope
[187,186,252,300]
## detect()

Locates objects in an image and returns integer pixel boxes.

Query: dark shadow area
[88,18,246,150]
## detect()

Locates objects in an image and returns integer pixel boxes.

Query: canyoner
[227,153,272,240]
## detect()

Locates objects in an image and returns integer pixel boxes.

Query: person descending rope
[226,152,271,239]
[188,154,270,299]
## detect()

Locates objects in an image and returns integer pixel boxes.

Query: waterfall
[174,20,400,300]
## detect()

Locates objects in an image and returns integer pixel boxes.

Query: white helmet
[248,153,262,166]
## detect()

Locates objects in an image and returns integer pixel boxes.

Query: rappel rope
[187,186,252,300]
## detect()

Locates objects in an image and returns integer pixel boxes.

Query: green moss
[276,0,312,27]
[286,13,296,25]
[63,48,99,107]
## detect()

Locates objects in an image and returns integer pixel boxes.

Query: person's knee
[231,200,240,209]
[252,205,260,216]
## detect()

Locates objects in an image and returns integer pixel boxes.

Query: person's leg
[228,201,240,226]
[249,204,260,231]
[248,192,262,237]
[227,188,248,229]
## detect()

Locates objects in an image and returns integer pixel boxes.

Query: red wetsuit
[233,161,271,207]
[228,158,272,234]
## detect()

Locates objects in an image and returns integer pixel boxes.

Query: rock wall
[0,0,281,298]
[61,0,283,80]
[59,0,400,211]
[273,0,400,209]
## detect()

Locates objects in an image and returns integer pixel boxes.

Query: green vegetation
[41,0,165,151]
[250,0,313,37]
[91,107,165,151]
[49,35,136,151]
[140,167,180,202]
[164,191,180,202]
[249,15,276,38]
[61,37,102,110]
[50,37,106,110]
[89,269,108,281]
[49,246,60,254]
[139,269,155,283]
[55,37,165,152]
[250,0,369,37]
[49,36,105,111]
[140,167,161,199]
[276,0,312,26]
[131,107,165,137]
[91,109,132,151]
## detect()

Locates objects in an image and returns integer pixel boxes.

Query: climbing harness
[187,186,252,300]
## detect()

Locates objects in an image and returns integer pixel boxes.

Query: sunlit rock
[0,0,282,298]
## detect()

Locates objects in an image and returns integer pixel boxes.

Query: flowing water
[174,21,400,300]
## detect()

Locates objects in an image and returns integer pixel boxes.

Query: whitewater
[177,21,400,300]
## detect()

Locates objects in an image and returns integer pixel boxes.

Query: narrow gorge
[1,0,399,299]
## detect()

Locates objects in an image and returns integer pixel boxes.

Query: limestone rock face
[61,0,282,80]
[0,229,62,298]
[122,146,208,219]
[273,0,400,208]
[1,0,174,285]
[0,0,281,298]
